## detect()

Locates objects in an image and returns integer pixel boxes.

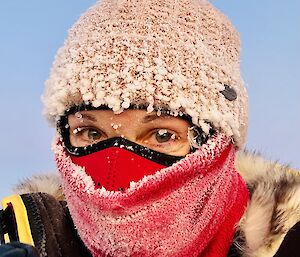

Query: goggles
[58,105,215,191]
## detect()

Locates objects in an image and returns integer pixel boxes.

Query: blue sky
[0,1,299,201]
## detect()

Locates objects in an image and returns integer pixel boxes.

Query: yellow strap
[4,234,9,244]
[1,195,35,246]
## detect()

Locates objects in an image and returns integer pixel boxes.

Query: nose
[109,122,140,143]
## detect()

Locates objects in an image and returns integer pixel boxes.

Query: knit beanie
[42,0,248,148]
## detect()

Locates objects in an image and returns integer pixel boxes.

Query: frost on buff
[54,137,113,196]
[71,164,96,194]
[126,133,230,194]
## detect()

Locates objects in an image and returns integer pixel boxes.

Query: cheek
[177,142,191,155]
[165,140,191,156]
[69,132,75,144]
[69,132,82,147]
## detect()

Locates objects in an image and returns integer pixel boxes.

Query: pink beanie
[42,0,248,147]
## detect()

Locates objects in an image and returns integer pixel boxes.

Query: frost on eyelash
[158,129,168,135]
[72,127,84,135]
[156,109,162,117]
[157,129,176,141]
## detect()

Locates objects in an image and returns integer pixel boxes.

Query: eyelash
[72,126,103,137]
[72,127,84,135]
[148,129,178,145]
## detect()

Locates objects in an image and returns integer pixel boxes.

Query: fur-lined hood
[12,152,300,257]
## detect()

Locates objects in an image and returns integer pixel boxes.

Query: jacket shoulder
[1,193,92,257]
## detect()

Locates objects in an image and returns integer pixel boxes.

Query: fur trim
[13,174,64,201]
[235,151,300,257]
[12,152,300,257]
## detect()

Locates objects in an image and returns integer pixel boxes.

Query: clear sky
[0,1,299,201]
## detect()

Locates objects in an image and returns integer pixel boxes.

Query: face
[67,109,192,156]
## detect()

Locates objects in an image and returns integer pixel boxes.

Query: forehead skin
[68,109,190,132]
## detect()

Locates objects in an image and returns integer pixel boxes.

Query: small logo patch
[220,85,237,101]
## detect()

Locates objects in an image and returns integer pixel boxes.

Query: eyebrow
[70,113,98,122]
[142,113,170,123]
[71,112,171,123]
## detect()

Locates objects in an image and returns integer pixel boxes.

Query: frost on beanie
[43,0,248,147]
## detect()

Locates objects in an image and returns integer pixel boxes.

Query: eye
[155,129,176,143]
[87,129,102,141]
[72,127,102,143]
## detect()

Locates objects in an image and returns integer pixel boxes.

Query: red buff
[55,133,249,257]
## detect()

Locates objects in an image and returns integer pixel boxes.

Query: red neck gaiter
[54,133,249,257]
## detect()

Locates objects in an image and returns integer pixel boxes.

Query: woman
[1,0,299,256]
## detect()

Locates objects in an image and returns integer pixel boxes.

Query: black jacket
[1,191,300,257]
[0,243,38,257]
